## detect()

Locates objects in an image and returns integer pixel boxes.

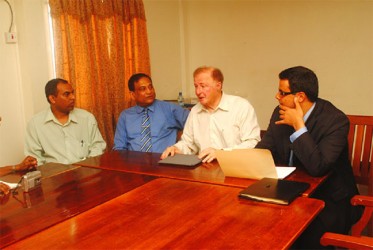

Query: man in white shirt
[161,66,260,163]
[25,78,106,165]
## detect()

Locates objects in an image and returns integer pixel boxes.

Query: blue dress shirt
[290,102,316,143]
[113,100,190,153]
[288,102,316,165]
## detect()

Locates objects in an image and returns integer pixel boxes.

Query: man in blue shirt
[113,73,190,153]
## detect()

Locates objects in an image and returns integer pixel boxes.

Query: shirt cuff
[290,127,308,143]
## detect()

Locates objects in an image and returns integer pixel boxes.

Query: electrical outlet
[5,32,17,43]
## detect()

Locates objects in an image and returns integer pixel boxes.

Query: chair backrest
[346,115,373,196]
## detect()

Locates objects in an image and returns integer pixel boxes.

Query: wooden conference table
[0,164,155,248]
[1,151,326,249]
[75,150,328,196]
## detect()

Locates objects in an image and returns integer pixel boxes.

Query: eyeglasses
[278,90,296,97]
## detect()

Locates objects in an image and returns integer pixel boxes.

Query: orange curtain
[49,0,151,150]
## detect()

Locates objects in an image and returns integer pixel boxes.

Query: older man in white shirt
[161,66,260,163]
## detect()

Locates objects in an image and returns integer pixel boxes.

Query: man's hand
[0,182,10,195]
[198,147,217,163]
[160,146,182,159]
[0,182,11,205]
[275,97,305,130]
[17,156,38,171]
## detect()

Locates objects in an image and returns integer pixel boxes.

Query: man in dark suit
[256,66,360,249]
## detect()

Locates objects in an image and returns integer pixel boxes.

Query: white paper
[275,166,296,179]
[0,181,19,189]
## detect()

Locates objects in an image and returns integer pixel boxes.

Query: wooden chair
[320,115,373,248]
[347,115,373,236]
[320,195,373,249]
[346,115,373,198]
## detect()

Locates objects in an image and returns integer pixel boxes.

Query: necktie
[140,108,152,152]
[289,150,294,166]
[288,129,295,166]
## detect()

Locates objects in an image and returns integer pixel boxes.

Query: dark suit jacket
[257,98,360,231]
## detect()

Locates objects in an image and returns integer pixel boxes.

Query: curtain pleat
[49,0,151,150]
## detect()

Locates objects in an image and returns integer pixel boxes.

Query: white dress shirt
[174,92,261,154]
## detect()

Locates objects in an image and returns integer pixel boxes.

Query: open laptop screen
[216,148,295,179]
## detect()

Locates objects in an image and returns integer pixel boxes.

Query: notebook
[215,148,295,179]
[158,154,202,167]
[238,178,310,205]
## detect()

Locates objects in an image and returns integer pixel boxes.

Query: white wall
[0,0,51,166]
[145,0,187,99]
[0,0,24,166]
[14,0,54,121]
[144,0,373,128]
[1,0,372,165]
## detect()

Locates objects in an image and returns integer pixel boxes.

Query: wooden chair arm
[350,196,373,236]
[320,232,373,250]
[321,195,373,248]
[351,195,373,207]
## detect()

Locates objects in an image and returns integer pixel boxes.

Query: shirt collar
[195,92,227,113]
[304,102,316,122]
[44,108,77,125]
[135,100,156,114]
[217,92,229,111]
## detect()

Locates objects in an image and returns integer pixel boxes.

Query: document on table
[275,166,296,179]
[0,181,19,189]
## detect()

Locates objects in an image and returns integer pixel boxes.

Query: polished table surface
[0,165,155,248]
[75,150,328,196]
[0,163,80,184]
[5,178,324,250]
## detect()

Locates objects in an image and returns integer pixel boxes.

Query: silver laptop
[216,148,295,179]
